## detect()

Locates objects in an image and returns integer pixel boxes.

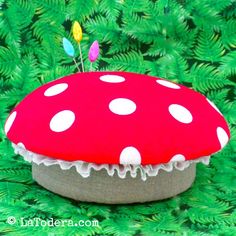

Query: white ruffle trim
[13,143,210,181]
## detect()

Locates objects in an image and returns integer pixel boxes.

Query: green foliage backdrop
[0,0,236,235]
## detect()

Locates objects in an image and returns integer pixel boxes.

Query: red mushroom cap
[5,72,230,165]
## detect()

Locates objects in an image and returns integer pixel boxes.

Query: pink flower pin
[89,41,99,71]
[89,40,99,62]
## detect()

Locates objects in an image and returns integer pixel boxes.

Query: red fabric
[5,72,230,164]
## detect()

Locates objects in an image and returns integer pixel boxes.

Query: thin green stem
[78,43,85,72]
[73,58,80,72]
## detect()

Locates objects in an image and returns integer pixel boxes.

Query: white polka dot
[217,127,229,149]
[109,98,136,115]
[44,83,68,97]
[17,142,25,149]
[50,110,75,132]
[120,146,141,165]
[207,98,222,115]
[156,80,180,89]
[170,154,185,162]
[100,75,125,83]
[169,104,193,124]
[5,111,17,134]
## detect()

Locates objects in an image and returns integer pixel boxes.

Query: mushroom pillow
[5,71,230,204]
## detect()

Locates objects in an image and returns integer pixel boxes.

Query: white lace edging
[12,143,210,181]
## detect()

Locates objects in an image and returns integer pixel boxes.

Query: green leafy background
[0,0,236,235]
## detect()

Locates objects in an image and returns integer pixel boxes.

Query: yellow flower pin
[72,21,83,43]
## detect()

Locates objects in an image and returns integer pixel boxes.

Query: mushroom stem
[73,58,81,72]
[78,43,84,72]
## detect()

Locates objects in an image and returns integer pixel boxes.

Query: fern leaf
[0,160,33,184]
[221,19,236,49]
[0,137,16,160]
[185,1,224,31]
[0,55,41,107]
[147,54,191,83]
[140,213,181,235]
[98,0,122,22]
[219,100,236,125]
[102,50,146,73]
[85,15,121,43]
[34,0,66,23]
[108,33,140,55]
[102,217,137,236]
[123,17,160,44]
[164,14,197,57]
[122,0,152,14]
[6,0,35,28]
[194,32,225,62]
[11,55,40,88]
[32,19,64,49]
[22,189,80,218]
[0,100,9,132]
[20,29,42,56]
[146,36,185,56]
[203,0,232,12]
[0,47,20,77]
[206,89,229,108]
[38,46,77,82]
[190,63,231,93]
[67,0,97,22]
[79,202,111,219]
[0,182,30,201]
[222,1,236,18]
[0,7,21,47]
[40,66,75,84]
[219,51,236,76]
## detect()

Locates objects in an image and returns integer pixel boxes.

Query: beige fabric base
[32,163,196,204]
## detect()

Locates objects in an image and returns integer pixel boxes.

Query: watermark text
[6,216,99,228]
